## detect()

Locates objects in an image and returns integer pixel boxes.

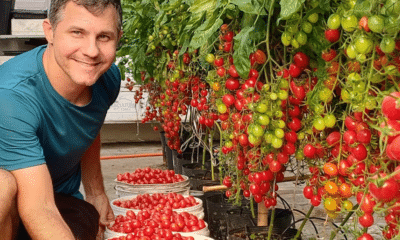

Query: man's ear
[42,19,54,45]
[118,30,124,42]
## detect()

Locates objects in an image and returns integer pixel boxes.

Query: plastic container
[110,195,205,219]
[104,222,210,239]
[114,175,190,197]
[0,0,16,34]
[105,234,215,240]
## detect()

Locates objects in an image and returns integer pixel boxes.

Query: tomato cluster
[108,209,206,235]
[113,193,199,211]
[108,233,196,240]
[116,168,184,185]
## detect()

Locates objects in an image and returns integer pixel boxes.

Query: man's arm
[81,134,114,238]
[12,164,75,240]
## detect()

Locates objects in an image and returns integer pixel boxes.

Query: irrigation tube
[100,153,163,160]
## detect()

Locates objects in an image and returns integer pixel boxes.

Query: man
[0,0,123,239]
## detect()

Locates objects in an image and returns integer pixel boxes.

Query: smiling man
[0,0,123,239]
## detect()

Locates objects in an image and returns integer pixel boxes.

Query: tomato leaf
[279,0,305,21]
[233,26,254,79]
[189,12,223,51]
[161,0,182,11]
[189,0,217,13]
[231,0,267,15]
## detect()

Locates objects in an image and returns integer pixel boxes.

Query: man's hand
[86,193,114,240]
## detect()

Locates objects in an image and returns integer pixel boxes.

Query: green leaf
[231,0,267,15]
[189,0,217,13]
[162,0,182,11]
[184,11,206,31]
[233,26,254,79]
[189,13,223,51]
[279,0,306,20]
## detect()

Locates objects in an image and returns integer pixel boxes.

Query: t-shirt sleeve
[0,90,45,171]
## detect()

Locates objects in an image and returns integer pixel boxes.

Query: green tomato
[365,97,377,110]
[340,89,350,103]
[295,31,308,45]
[271,136,283,149]
[355,82,366,93]
[256,103,268,113]
[295,149,305,161]
[217,104,227,114]
[356,53,367,63]
[319,87,333,103]
[291,38,300,49]
[384,65,398,76]
[274,110,283,118]
[248,134,262,146]
[327,14,341,29]
[347,72,361,82]
[275,128,285,139]
[205,53,215,64]
[314,105,324,115]
[301,21,313,34]
[277,120,286,129]
[252,124,265,138]
[297,132,305,140]
[264,132,273,143]
[262,83,271,92]
[281,32,292,46]
[279,79,289,89]
[380,37,396,54]
[324,114,336,128]
[286,25,298,34]
[341,15,358,32]
[270,93,278,100]
[278,89,288,100]
[307,13,319,23]
[313,117,325,131]
[383,0,400,16]
[384,16,399,34]
[368,15,385,33]
[354,35,373,54]
[346,44,357,59]
[370,73,383,83]
[257,114,270,126]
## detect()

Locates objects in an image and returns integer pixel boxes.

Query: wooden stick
[202,174,311,192]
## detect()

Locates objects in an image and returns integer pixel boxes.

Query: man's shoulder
[0,46,45,91]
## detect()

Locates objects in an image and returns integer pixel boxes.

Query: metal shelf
[0,35,45,40]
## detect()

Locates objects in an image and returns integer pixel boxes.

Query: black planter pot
[160,131,174,170]
[228,226,301,240]
[206,193,257,240]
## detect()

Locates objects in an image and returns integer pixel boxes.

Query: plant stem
[202,131,208,170]
[329,204,358,240]
[293,206,314,240]
[267,208,275,240]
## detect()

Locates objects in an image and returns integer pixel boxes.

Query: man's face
[49,2,121,87]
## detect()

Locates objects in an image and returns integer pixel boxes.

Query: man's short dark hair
[49,0,122,31]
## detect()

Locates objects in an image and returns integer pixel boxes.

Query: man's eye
[72,31,82,36]
[99,35,110,41]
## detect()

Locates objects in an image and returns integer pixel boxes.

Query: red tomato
[289,63,302,77]
[369,178,400,203]
[382,92,400,120]
[324,29,340,43]
[293,52,310,68]
[358,213,374,228]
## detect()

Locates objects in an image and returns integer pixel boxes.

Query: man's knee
[55,193,100,240]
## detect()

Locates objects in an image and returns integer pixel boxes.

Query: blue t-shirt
[0,45,121,199]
